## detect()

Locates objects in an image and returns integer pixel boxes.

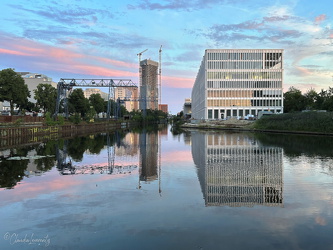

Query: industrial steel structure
[191,49,284,119]
[54,78,138,118]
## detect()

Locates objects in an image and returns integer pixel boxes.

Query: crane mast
[159,45,162,106]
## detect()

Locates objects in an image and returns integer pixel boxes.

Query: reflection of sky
[1,131,333,249]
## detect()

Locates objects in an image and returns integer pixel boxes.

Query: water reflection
[0,144,56,189]
[191,131,283,207]
[0,126,166,189]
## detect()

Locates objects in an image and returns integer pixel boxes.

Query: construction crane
[137,49,148,117]
[159,45,162,106]
[137,49,148,64]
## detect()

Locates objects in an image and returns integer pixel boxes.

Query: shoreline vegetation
[181,112,333,136]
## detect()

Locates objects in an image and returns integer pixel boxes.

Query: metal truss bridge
[54,78,138,118]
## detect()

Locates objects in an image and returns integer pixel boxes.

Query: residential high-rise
[191,49,284,119]
[139,59,158,110]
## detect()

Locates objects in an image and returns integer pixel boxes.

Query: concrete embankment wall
[0,122,132,149]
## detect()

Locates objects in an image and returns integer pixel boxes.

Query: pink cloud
[163,75,194,88]
[0,33,137,79]
[72,64,137,78]
[0,48,32,56]
[96,57,137,69]
[314,14,327,24]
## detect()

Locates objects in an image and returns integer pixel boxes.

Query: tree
[304,88,318,110]
[89,93,105,114]
[283,87,307,113]
[0,68,30,115]
[68,89,90,117]
[34,83,57,115]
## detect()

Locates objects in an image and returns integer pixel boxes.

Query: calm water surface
[1,126,333,250]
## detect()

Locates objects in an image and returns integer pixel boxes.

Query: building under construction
[139,59,159,110]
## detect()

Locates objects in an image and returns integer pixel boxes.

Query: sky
[0,0,333,114]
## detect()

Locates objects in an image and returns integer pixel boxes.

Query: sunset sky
[1,0,332,114]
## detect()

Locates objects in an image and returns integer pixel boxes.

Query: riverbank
[182,112,333,136]
[0,121,134,149]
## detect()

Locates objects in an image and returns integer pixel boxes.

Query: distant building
[158,104,168,113]
[139,59,159,110]
[115,87,139,111]
[191,49,284,120]
[183,98,191,118]
[84,88,108,101]
[18,72,57,103]
[1,72,57,113]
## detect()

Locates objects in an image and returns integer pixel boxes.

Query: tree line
[284,86,333,112]
[0,68,168,122]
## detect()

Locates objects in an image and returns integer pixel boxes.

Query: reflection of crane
[56,133,138,175]
[158,46,163,195]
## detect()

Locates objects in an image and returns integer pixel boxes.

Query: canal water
[1,125,333,250]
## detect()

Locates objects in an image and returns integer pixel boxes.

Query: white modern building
[191,49,284,120]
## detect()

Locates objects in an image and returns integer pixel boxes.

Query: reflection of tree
[67,136,89,161]
[255,133,333,157]
[87,134,105,154]
[65,132,128,161]
[0,149,29,189]
[34,140,57,171]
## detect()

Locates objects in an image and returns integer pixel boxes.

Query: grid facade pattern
[139,59,159,110]
[192,132,283,207]
[191,49,284,119]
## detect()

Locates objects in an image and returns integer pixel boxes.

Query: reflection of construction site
[56,132,139,176]
[56,130,162,188]
[139,130,158,182]
[192,132,283,207]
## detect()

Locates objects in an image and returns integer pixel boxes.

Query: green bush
[69,113,81,124]
[253,112,333,133]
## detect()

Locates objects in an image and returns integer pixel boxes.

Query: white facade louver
[191,49,284,119]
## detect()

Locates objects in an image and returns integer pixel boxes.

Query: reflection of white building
[191,49,284,119]
[192,131,283,207]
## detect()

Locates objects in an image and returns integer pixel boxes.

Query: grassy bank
[253,112,333,133]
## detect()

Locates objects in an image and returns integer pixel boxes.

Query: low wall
[0,122,130,149]
[0,115,44,123]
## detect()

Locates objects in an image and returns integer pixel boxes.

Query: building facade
[115,87,139,111]
[139,59,159,110]
[84,88,108,101]
[183,98,191,118]
[158,104,168,113]
[192,131,283,207]
[191,49,284,120]
[1,72,56,113]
